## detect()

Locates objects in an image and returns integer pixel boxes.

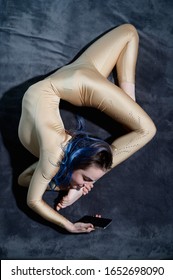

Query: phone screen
[77,215,112,229]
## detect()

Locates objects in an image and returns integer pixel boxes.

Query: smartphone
[77,215,112,229]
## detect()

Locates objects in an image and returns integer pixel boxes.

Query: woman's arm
[26,150,94,233]
[26,152,72,230]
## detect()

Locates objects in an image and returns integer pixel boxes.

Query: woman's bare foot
[56,188,83,211]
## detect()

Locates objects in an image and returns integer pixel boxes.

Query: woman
[18,24,156,233]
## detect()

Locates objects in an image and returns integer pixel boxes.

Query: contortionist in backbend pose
[18,24,156,233]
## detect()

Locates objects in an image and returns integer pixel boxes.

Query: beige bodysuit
[18,24,156,229]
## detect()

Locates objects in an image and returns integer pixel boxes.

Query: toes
[56,202,65,211]
[56,204,61,211]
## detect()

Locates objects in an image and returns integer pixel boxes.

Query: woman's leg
[72,23,155,166]
[77,24,139,100]
[18,162,38,187]
[56,188,83,211]
[80,71,156,168]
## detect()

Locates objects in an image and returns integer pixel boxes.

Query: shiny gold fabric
[18,24,156,229]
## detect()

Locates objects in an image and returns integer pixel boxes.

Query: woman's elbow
[27,196,40,210]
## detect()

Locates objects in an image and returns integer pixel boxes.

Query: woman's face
[70,165,106,190]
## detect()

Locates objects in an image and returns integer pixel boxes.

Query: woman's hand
[65,215,101,233]
[64,214,102,233]
[67,222,95,233]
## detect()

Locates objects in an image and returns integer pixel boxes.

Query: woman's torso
[18,58,97,158]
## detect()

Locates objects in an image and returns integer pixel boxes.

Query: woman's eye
[83,176,92,182]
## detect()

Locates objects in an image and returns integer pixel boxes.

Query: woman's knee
[139,117,157,142]
[149,120,157,139]
[18,172,28,187]
[122,23,137,33]
[121,23,139,41]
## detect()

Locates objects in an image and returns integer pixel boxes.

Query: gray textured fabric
[0,0,173,259]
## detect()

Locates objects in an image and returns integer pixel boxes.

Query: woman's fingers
[95,214,101,218]
[73,222,95,233]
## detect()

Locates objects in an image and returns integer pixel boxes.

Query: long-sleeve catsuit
[18,24,156,229]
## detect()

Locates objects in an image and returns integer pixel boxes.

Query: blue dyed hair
[51,115,113,188]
